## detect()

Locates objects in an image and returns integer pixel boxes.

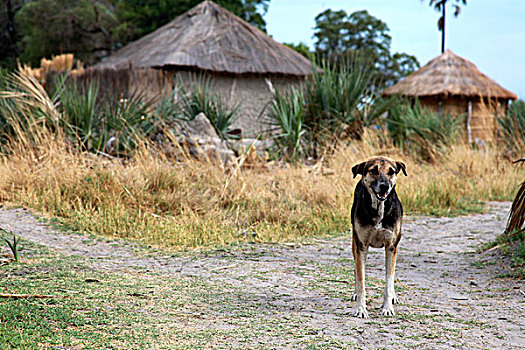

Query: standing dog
[351,156,407,318]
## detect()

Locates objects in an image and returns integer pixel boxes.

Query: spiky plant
[179,74,239,140]
[1,229,20,263]
[0,68,63,148]
[498,99,525,155]
[267,87,306,163]
[387,100,463,162]
[266,55,396,160]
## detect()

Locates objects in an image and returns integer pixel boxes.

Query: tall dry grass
[0,128,523,249]
[0,70,523,249]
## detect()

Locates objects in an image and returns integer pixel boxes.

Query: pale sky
[266,0,525,98]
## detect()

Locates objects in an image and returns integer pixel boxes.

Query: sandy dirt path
[0,202,524,349]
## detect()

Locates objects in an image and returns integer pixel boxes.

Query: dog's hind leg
[381,245,398,316]
[352,232,369,318]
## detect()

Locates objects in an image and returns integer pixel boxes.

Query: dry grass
[1,70,523,249]
[0,127,523,249]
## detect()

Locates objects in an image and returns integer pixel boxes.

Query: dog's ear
[396,161,407,176]
[352,162,367,178]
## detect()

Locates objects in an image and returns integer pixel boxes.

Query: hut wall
[418,96,468,116]
[417,95,504,142]
[470,97,505,143]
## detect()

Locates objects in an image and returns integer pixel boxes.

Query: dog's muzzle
[373,183,391,201]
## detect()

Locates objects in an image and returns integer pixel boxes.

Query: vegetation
[498,99,525,156]
[0,69,521,250]
[313,9,420,89]
[2,0,269,66]
[425,0,468,53]
[0,71,159,155]
[179,75,240,140]
[1,229,20,262]
[267,57,395,161]
[0,68,522,263]
[0,70,240,159]
[387,100,463,162]
[266,88,305,162]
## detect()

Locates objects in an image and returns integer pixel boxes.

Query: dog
[350,156,407,318]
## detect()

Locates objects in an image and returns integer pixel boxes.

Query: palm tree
[426,0,467,53]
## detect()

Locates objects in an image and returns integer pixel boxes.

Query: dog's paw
[351,294,358,301]
[353,305,369,318]
[380,305,395,316]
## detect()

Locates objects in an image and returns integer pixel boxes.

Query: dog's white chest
[373,200,385,230]
[355,201,396,248]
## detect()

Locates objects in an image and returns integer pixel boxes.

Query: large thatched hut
[383,50,517,142]
[94,0,314,136]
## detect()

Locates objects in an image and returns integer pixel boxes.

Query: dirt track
[1,202,524,349]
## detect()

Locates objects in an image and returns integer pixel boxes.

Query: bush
[498,99,525,155]
[387,100,463,162]
[0,70,173,155]
[267,56,395,161]
[266,88,305,163]
[179,74,240,140]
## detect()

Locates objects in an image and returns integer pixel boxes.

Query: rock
[159,113,274,165]
[104,136,117,154]
[179,112,219,139]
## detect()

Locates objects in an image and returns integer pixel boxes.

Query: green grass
[1,232,514,349]
[2,241,362,349]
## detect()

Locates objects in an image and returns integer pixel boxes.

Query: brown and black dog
[351,156,407,318]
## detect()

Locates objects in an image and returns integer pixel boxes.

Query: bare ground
[1,202,524,349]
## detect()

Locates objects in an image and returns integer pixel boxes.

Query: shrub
[59,78,101,149]
[267,56,395,160]
[266,88,305,162]
[179,74,239,140]
[0,69,176,155]
[387,100,463,162]
[498,99,525,155]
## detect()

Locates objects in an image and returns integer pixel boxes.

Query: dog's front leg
[381,245,398,316]
[352,233,369,318]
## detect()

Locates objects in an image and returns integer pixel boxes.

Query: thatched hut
[94,0,314,136]
[383,50,517,142]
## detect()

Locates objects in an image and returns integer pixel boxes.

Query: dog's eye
[387,168,395,176]
[369,167,379,175]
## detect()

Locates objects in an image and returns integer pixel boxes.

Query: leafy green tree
[16,0,117,65]
[313,9,419,89]
[0,0,25,67]
[283,42,310,58]
[12,0,269,66]
[426,0,467,53]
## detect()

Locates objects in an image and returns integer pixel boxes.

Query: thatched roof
[95,1,313,76]
[383,50,517,100]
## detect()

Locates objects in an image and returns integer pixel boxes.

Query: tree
[426,0,467,53]
[283,42,310,59]
[16,0,117,65]
[313,9,420,89]
[0,0,25,67]
[12,0,269,66]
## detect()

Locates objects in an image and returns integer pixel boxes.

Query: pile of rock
[156,113,272,166]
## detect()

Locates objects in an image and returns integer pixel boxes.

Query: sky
[265,0,525,98]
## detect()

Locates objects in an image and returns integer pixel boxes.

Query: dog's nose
[379,184,390,193]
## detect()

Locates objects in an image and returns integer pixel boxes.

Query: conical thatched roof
[95,1,313,76]
[383,50,517,100]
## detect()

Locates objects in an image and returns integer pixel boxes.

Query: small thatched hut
[383,49,517,142]
[94,0,314,136]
